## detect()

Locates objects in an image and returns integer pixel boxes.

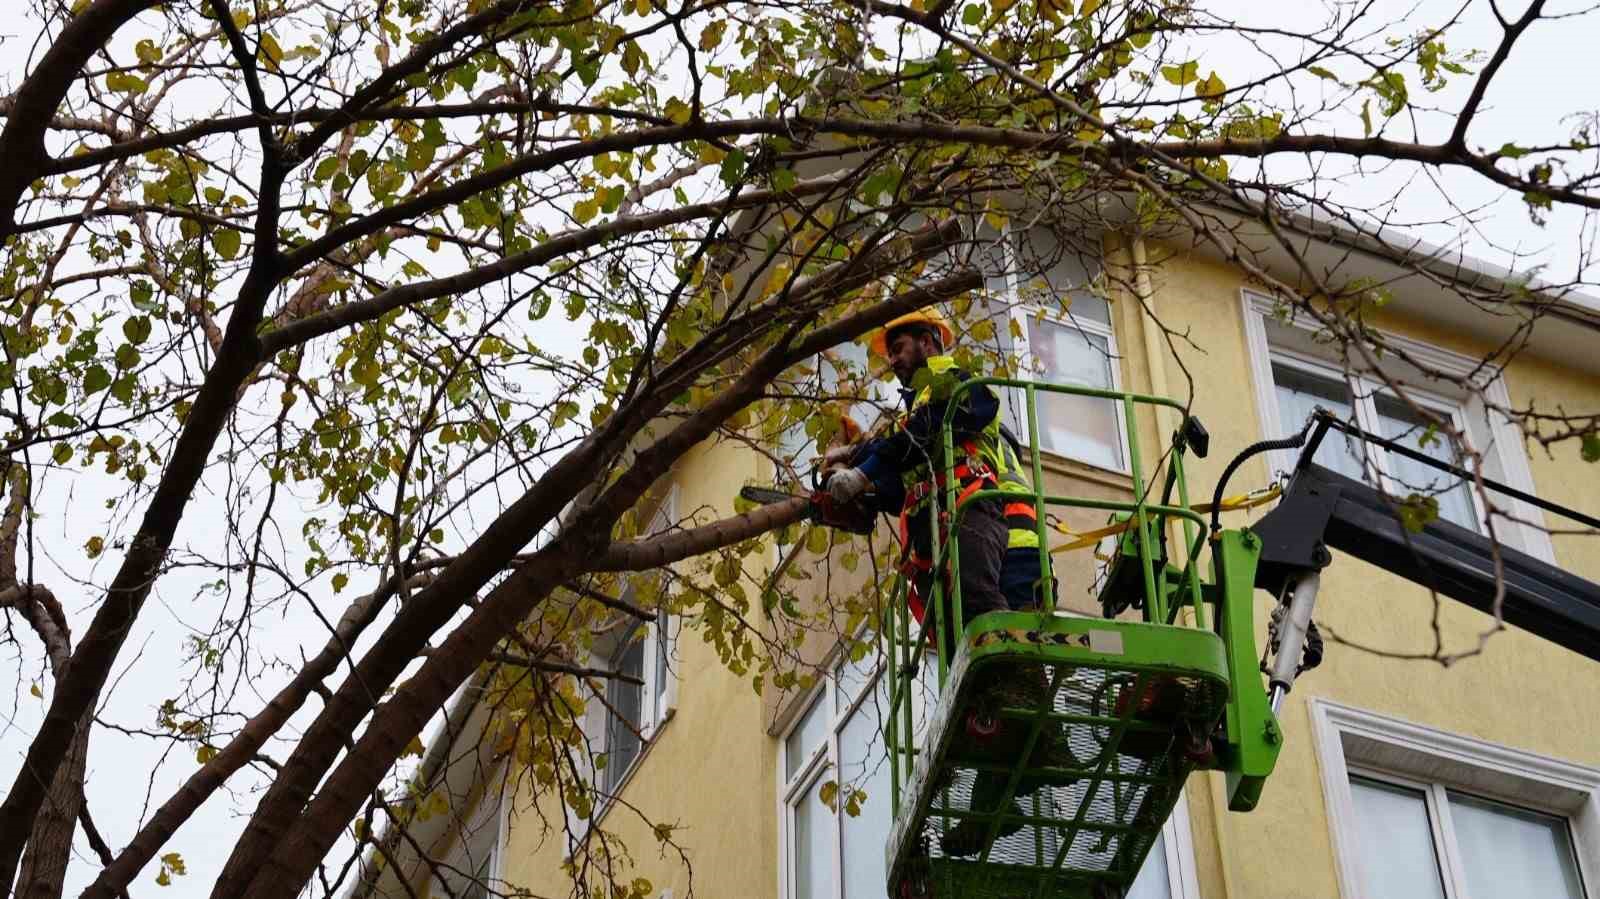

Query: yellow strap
[1046,484,1282,556]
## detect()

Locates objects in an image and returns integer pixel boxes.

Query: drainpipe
[1132,232,1242,899]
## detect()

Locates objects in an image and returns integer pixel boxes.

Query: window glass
[1025,316,1122,470]
[1270,363,1368,482]
[786,692,829,780]
[1448,791,1585,899]
[1372,396,1478,532]
[604,635,645,793]
[1011,227,1109,325]
[795,773,837,899]
[1348,777,1448,899]
[839,688,894,899]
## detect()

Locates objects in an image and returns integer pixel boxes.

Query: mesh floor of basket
[893,659,1227,899]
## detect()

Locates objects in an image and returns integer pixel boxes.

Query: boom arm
[1249,412,1600,664]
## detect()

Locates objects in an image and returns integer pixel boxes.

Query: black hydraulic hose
[1208,418,1317,534]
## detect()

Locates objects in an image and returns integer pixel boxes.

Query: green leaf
[1307,65,1338,81]
[1581,433,1600,463]
[961,3,982,25]
[804,526,830,555]
[135,39,163,65]
[52,442,73,465]
[313,156,341,182]
[1497,143,1530,160]
[1195,71,1226,100]
[1360,99,1373,137]
[1160,61,1198,86]
[1397,494,1439,533]
[82,364,111,395]
[115,344,141,370]
[332,572,349,592]
[122,316,151,345]
[211,227,241,259]
[719,150,747,187]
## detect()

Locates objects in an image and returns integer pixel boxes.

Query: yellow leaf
[258,33,284,71]
[698,20,726,52]
[402,735,426,758]
[1196,71,1226,100]
[196,744,218,764]
[818,779,840,811]
[29,682,41,699]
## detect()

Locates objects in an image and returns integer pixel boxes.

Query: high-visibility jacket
[856,356,1041,618]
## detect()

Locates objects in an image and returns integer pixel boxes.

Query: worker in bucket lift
[820,307,1074,857]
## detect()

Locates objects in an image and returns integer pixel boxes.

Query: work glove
[826,467,870,504]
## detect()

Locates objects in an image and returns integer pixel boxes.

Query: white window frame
[1241,289,1556,561]
[1312,698,1600,899]
[774,645,1200,899]
[997,229,1130,476]
[1265,348,1488,532]
[569,485,680,841]
[1007,302,1130,475]
[430,768,507,899]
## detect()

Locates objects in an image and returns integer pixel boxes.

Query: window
[580,489,679,807]
[779,651,905,899]
[778,647,1198,899]
[1267,353,1480,531]
[1312,700,1600,899]
[1020,307,1124,471]
[1242,290,1556,557]
[998,226,1126,472]
[603,624,647,795]
[429,777,504,899]
[1349,773,1586,899]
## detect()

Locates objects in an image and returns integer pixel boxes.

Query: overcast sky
[0,1,1595,898]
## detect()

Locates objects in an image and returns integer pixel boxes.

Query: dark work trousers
[1001,547,1051,613]
[912,496,1010,665]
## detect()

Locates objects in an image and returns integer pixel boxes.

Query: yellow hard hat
[869,308,955,358]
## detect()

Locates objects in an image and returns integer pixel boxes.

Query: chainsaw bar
[739,485,806,506]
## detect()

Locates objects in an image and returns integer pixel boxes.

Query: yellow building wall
[1131,239,1600,899]
[493,239,1600,899]
[499,436,782,899]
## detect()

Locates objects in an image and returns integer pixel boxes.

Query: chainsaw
[739,483,878,536]
[739,435,879,536]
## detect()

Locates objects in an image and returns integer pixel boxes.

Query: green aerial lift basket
[885,614,1229,899]
[878,377,1284,899]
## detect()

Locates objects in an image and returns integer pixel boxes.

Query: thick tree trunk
[15,713,89,899]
